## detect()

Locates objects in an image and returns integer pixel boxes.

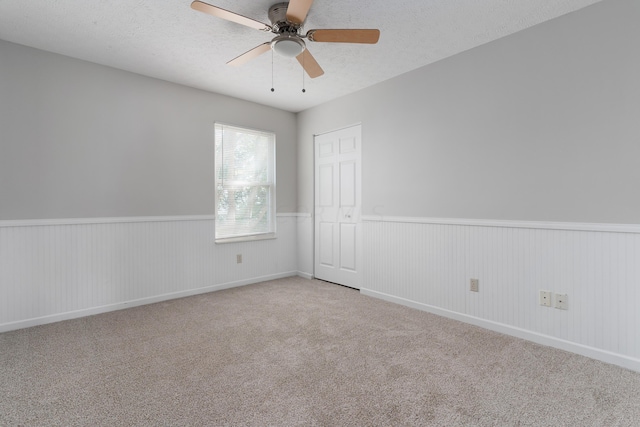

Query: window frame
[214,122,276,244]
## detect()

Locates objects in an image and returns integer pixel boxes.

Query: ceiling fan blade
[307,29,380,44]
[227,43,272,66]
[296,49,324,79]
[191,1,271,31]
[286,0,314,25]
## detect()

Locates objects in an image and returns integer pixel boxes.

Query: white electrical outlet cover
[555,293,568,310]
[540,290,552,307]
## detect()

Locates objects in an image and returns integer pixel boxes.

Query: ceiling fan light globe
[272,36,306,58]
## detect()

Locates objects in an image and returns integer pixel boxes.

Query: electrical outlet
[236,254,242,264]
[555,293,568,310]
[470,279,479,292]
[540,290,552,307]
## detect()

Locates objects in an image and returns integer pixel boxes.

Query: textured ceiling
[0,0,603,113]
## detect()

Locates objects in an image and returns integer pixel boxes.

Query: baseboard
[0,271,298,334]
[297,271,314,280]
[360,288,640,373]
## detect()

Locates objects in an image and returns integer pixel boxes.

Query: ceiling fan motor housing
[268,2,299,33]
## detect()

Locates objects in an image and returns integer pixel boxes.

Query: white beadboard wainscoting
[362,216,640,372]
[0,214,300,332]
[296,213,314,280]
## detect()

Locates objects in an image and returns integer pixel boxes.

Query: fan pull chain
[270,49,275,92]
[302,52,306,93]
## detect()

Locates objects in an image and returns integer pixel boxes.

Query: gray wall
[0,40,297,220]
[297,0,640,224]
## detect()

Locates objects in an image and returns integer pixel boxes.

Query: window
[215,123,276,242]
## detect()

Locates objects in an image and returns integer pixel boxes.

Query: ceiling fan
[191,0,380,78]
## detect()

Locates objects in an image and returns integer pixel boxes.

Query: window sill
[215,232,276,244]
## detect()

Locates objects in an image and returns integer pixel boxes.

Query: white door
[314,125,362,289]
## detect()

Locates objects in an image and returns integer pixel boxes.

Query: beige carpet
[1,276,640,426]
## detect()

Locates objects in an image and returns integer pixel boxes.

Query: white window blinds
[214,123,276,242]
